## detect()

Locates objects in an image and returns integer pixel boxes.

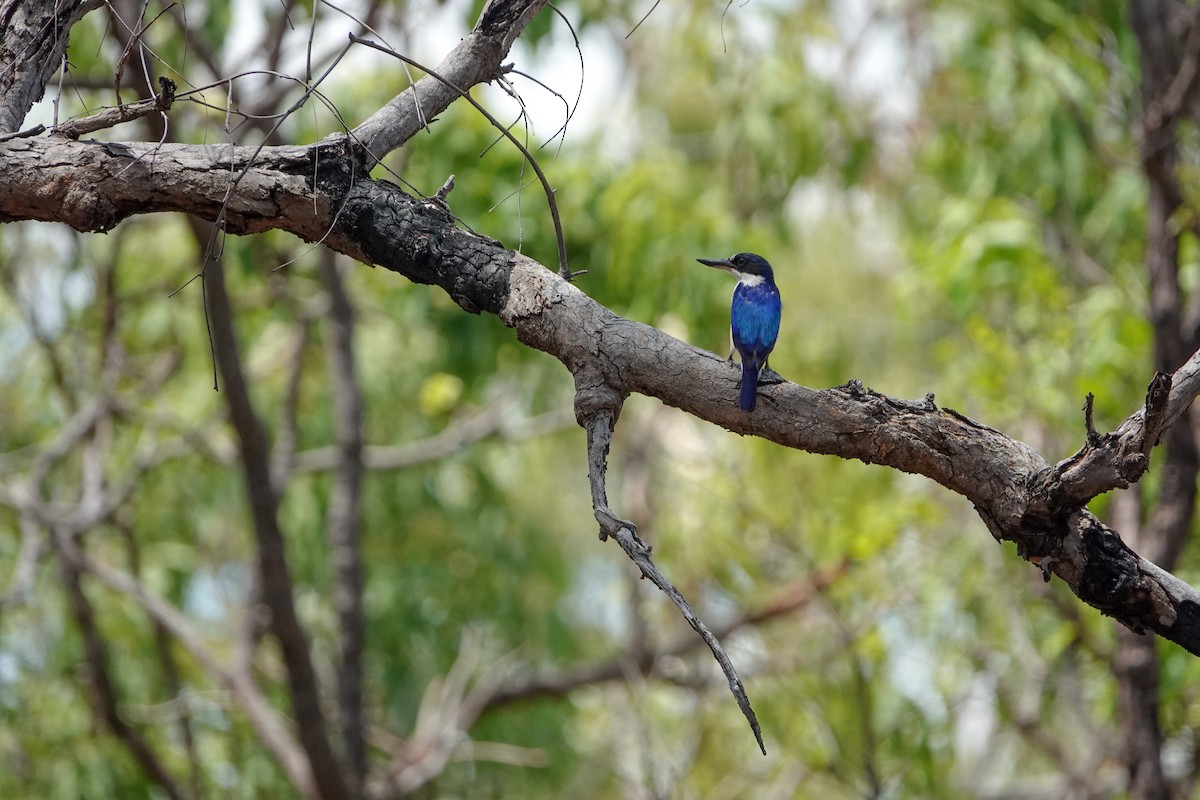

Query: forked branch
[1028,349,1200,521]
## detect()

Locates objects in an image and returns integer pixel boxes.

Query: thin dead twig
[348,34,576,280]
[53,75,176,138]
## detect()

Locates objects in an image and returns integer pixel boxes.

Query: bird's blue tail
[740,360,760,412]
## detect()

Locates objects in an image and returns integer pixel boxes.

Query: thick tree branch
[6,135,1200,653]
[0,138,354,239]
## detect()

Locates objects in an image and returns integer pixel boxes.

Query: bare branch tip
[838,378,868,399]
[1083,392,1101,445]
[0,124,46,143]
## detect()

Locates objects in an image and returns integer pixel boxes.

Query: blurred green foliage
[0,0,1194,798]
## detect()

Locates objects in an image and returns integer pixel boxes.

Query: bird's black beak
[697,257,734,271]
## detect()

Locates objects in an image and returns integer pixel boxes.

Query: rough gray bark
[0,0,103,134]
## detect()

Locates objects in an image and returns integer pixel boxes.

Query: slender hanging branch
[583,402,766,754]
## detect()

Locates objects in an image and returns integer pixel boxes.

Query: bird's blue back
[731,279,781,412]
[695,251,782,412]
[731,281,781,367]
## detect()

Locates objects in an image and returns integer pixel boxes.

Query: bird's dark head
[697,252,774,281]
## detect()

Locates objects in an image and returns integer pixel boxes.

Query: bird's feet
[758,367,785,385]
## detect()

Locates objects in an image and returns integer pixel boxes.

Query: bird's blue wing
[731,283,781,366]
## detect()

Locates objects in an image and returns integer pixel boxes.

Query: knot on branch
[155,76,177,111]
[572,361,627,427]
[573,379,625,429]
[578,380,631,543]
[1117,451,1149,482]
[838,378,868,400]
